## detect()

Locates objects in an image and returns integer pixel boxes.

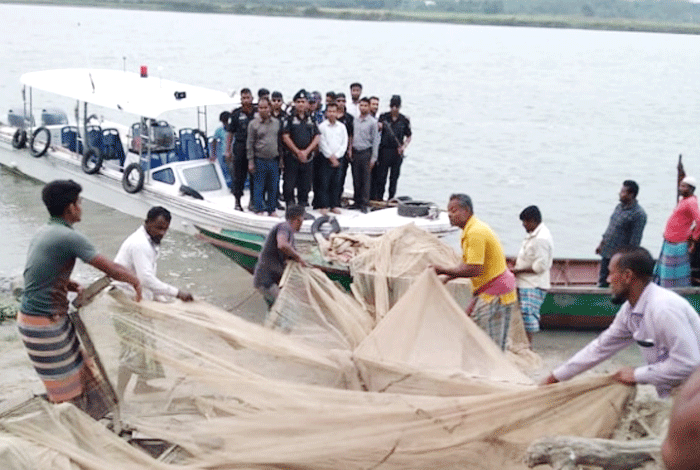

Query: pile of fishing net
[0,261,635,469]
[315,224,538,367]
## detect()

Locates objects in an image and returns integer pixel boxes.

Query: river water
[2,4,700,308]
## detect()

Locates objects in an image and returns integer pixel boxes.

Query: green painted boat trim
[195,225,353,290]
[542,287,700,330]
[196,227,700,330]
[195,225,264,275]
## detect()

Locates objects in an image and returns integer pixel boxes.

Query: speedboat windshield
[181,163,222,192]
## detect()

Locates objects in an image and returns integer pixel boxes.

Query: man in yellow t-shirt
[433,193,516,350]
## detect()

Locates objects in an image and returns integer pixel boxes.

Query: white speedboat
[0,68,455,241]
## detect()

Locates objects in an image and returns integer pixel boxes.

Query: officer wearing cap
[281,89,320,208]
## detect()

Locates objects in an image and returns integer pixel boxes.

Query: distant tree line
[112,0,700,25]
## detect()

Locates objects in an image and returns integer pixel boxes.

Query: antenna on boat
[122,56,126,72]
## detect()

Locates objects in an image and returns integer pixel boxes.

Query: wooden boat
[195,224,352,290]
[196,225,700,330]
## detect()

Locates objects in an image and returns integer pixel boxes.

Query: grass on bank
[3,0,700,34]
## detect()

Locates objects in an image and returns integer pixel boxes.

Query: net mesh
[0,225,635,469]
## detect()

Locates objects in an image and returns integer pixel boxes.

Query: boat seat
[141,153,166,172]
[165,150,180,163]
[177,128,206,161]
[86,125,104,152]
[101,128,126,167]
[61,126,82,153]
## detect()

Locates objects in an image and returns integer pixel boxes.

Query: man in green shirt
[18,179,141,419]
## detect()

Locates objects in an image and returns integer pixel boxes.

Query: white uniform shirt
[347,101,360,118]
[553,282,700,397]
[114,225,178,301]
[318,119,348,159]
[514,223,553,289]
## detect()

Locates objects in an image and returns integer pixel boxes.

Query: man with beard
[542,246,700,398]
[113,206,193,399]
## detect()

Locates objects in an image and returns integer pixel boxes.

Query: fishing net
[322,224,540,368]
[0,263,635,469]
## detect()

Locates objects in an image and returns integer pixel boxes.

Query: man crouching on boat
[432,193,517,351]
[542,246,700,397]
[253,205,307,310]
[18,180,142,419]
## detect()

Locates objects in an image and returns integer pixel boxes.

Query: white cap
[682,176,697,188]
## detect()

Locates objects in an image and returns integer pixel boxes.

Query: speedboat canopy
[20,69,237,118]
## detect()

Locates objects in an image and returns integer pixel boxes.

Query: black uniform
[227,106,256,200]
[282,113,319,206]
[372,112,411,201]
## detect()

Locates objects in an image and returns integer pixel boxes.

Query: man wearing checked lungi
[18,180,142,419]
[511,205,553,347]
[432,193,517,351]
[656,175,700,288]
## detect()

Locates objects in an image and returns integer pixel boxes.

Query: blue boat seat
[101,128,126,167]
[86,125,104,153]
[177,128,207,161]
[141,153,166,173]
[61,126,82,153]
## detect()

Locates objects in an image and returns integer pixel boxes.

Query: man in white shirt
[542,246,700,398]
[113,206,193,398]
[347,82,362,118]
[317,102,348,215]
[511,205,553,345]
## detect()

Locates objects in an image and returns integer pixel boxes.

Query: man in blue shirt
[595,180,647,286]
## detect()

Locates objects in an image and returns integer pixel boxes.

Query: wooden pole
[677,153,685,203]
[526,436,661,470]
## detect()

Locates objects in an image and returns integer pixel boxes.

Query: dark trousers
[316,157,343,209]
[598,257,611,287]
[336,156,349,205]
[252,158,279,213]
[232,144,254,200]
[311,153,323,209]
[283,153,312,206]
[372,146,403,201]
[351,148,372,208]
